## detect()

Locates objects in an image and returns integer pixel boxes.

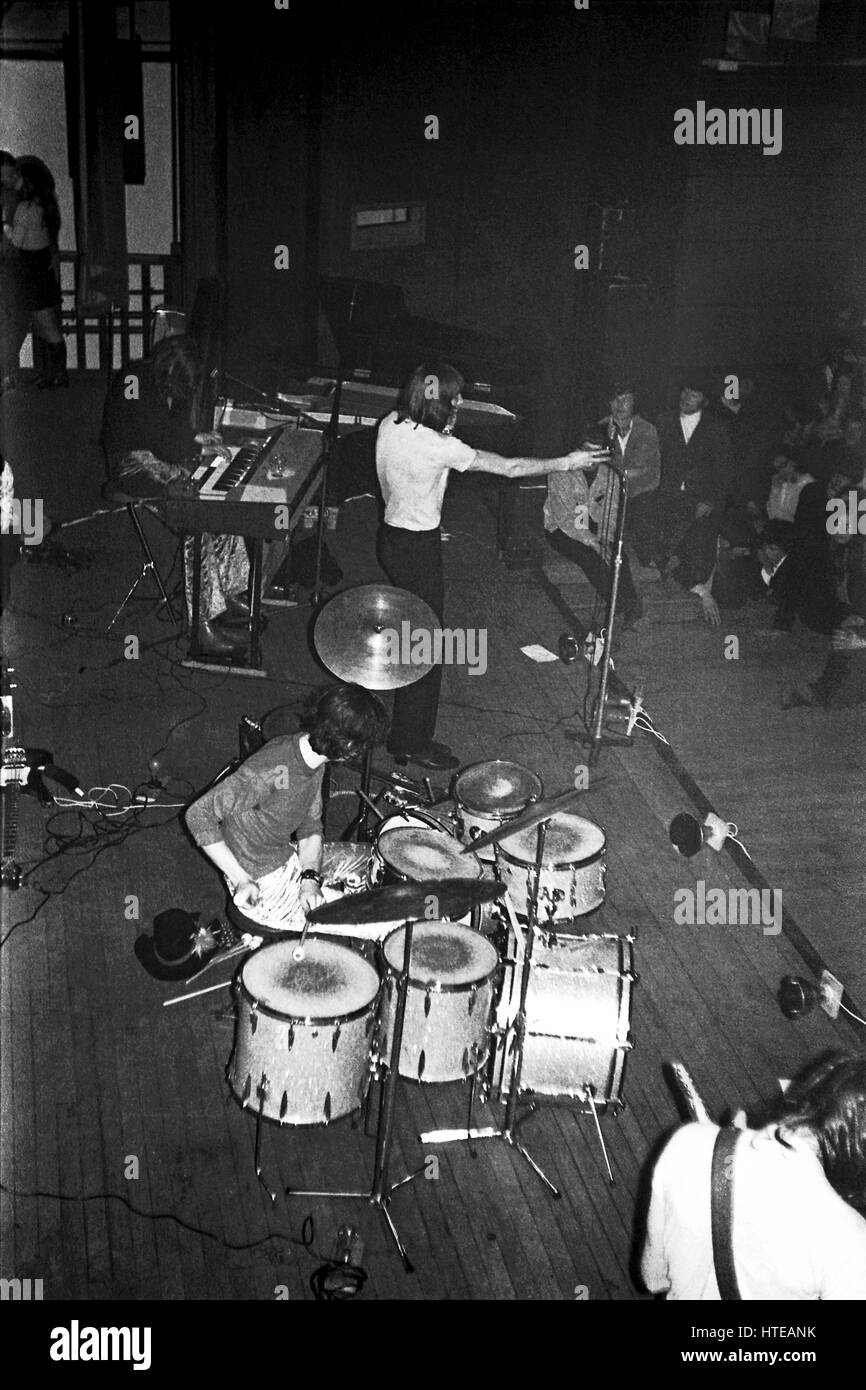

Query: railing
[17,251,182,372]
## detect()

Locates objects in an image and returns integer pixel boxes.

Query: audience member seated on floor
[757,520,864,642]
[101,334,254,657]
[639,1051,866,1299]
[648,372,735,626]
[545,381,657,630]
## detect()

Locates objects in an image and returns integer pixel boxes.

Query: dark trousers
[546,527,642,622]
[377,523,444,753]
[629,492,720,589]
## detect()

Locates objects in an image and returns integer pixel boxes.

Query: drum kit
[219,584,636,1271]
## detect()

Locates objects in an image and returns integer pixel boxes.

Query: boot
[196,617,247,655]
[37,340,69,389]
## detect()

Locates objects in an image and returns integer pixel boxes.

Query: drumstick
[358,788,385,821]
[293,917,312,961]
[163,979,232,1007]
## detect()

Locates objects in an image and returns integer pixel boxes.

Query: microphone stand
[580,451,633,768]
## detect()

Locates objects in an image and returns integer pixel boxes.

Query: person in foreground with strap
[640,1051,866,1299]
[185,683,386,934]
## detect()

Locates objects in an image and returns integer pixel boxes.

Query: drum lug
[418,1049,426,1080]
[324,1092,332,1123]
[332,1022,342,1053]
[250,1001,258,1034]
[468,985,478,1015]
[242,1073,252,1103]
[256,1071,269,1100]
[424,988,432,1018]
[461,1046,470,1075]
[287,1023,295,1051]
[280,1091,289,1120]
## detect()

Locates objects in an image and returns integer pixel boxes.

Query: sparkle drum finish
[503,932,634,1107]
[497,812,607,921]
[453,760,543,862]
[227,938,380,1125]
[379,921,500,1083]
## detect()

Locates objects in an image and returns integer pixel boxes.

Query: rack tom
[498,811,606,921]
[454,760,543,861]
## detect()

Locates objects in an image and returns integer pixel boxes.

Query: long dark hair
[395,362,464,433]
[149,335,202,407]
[765,1051,866,1212]
[300,683,387,760]
[16,156,60,243]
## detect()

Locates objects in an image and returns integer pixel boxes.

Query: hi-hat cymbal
[314,584,440,690]
[307,878,505,926]
[459,787,587,854]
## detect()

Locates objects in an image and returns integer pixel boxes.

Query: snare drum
[454,760,543,861]
[497,812,606,921]
[227,939,380,1125]
[379,921,500,1083]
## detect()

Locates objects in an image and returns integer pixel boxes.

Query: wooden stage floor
[1,382,863,1301]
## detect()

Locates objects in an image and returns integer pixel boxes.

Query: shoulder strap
[711,1128,742,1301]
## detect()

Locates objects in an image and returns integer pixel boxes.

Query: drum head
[499,811,605,866]
[241,939,379,1020]
[455,760,543,814]
[378,827,482,881]
[384,921,498,986]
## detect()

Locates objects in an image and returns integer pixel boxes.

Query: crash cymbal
[314,584,440,690]
[307,877,505,926]
[459,787,587,854]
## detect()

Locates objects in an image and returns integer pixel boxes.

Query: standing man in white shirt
[376,362,607,769]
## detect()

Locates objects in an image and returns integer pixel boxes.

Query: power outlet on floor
[819,970,844,1019]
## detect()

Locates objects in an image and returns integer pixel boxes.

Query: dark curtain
[66,2,129,315]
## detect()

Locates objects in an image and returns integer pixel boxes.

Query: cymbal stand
[282,920,422,1273]
[340,752,440,843]
[419,819,560,1197]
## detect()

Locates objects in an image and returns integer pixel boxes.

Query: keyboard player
[101,335,251,656]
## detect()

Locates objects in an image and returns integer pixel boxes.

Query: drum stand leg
[283,922,421,1274]
[254,1076,279,1205]
[419,825,561,1198]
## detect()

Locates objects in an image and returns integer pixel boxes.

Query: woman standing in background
[1,155,67,389]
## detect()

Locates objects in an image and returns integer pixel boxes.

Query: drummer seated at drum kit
[185,683,387,935]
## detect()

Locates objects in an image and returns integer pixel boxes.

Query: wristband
[299,869,323,887]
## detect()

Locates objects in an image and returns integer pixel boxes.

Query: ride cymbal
[314,584,440,690]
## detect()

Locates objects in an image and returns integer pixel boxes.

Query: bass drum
[227,938,380,1125]
[498,933,634,1108]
